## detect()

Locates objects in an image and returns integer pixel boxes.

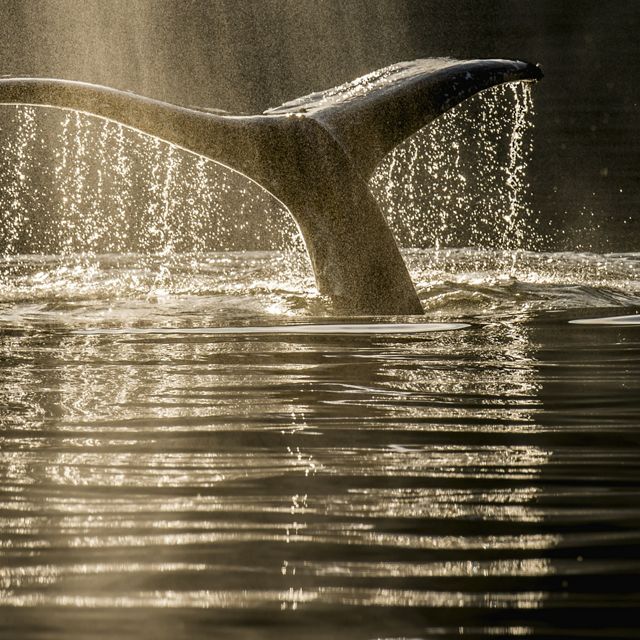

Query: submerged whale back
[0,58,542,314]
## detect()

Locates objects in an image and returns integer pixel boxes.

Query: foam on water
[0,249,639,331]
[570,313,640,326]
[72,322,469,336]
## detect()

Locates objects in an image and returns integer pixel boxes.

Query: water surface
[1,250,639,639]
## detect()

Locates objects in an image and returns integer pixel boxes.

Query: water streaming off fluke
[371,83,537,252]
[0,103,306,258]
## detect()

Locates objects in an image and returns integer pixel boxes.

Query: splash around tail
[0,58,542,315]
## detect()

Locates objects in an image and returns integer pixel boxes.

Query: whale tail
[0,58,542,314]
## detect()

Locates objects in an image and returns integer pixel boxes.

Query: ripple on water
[1,253,640,638]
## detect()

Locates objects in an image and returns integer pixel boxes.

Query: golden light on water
[0,306,561,617]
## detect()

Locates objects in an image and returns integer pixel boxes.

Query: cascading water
[0,106,305,257]
[503,83,536,250]
[0,104,311,312]
[370,83,538,254]
[0,106,37,262]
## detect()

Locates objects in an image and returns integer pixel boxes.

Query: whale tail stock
[0,58,542,314]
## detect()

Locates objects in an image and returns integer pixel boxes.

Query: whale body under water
[0,58,542,315]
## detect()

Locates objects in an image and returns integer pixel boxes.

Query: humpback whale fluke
[0,58,542,314]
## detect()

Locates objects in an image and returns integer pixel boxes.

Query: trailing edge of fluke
[0,58,542,314]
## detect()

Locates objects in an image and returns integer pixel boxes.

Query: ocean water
[1,250,640,639]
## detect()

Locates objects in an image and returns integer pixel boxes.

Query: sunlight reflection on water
[2,256,640,638]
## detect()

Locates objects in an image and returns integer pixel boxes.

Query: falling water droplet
[0,106,36,275]
[370,82,538,271]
